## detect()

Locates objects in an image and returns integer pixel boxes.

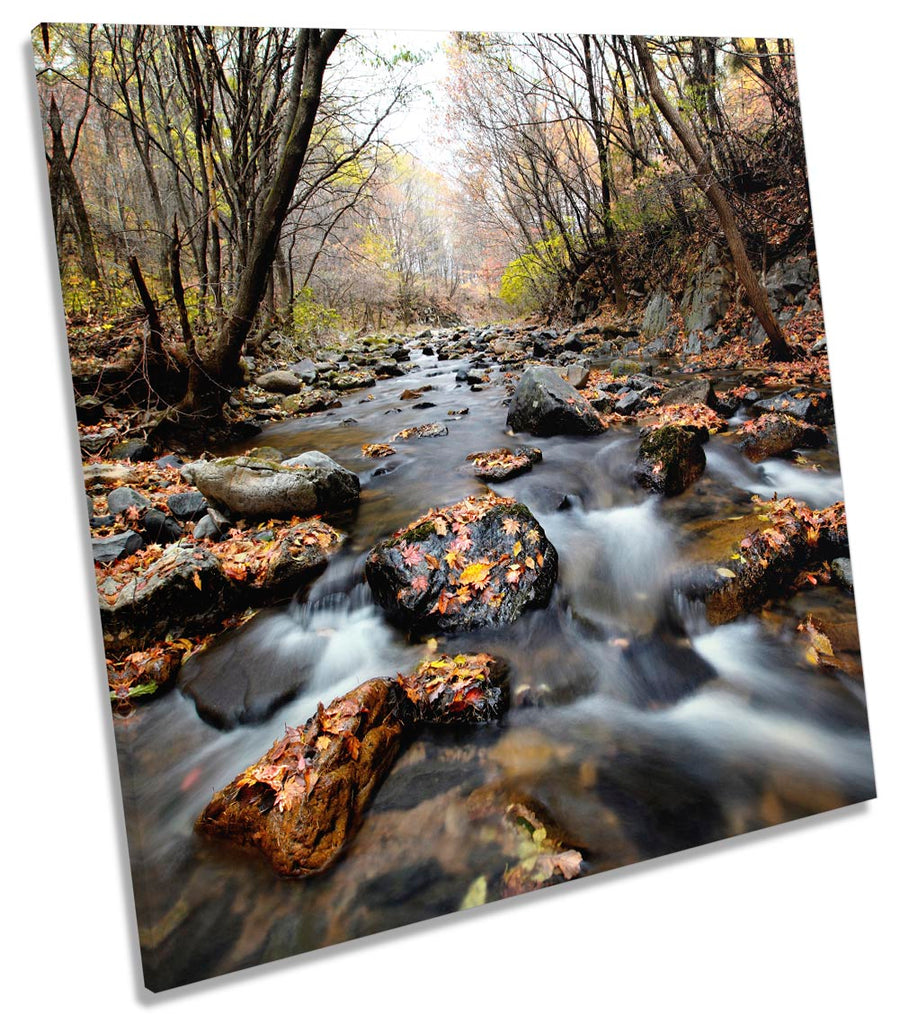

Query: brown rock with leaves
[197,678,405,876]
[678,498,848,624]
[197,653,510,874]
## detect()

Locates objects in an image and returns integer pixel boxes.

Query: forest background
[5,1,897,1022]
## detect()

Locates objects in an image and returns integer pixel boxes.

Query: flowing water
[116,347,876,990]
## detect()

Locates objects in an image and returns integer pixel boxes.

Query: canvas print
[34,24,876,991]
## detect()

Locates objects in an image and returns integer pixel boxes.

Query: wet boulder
[196,678,407,876]
[676,499,848,625]
[365,494,558,636]
[75,396,105,425]
[138,507,183,543]
[634,425,706,496]
[466,446,542,482]
[180,452,359,520]
[398,652,510,725]
[390,422,449,441]
[249,519,345,595]
[98,543,233,645]
[832,557,853,591]
[506,365,605,436]
[753,387,834,426]
[737,412,827,463]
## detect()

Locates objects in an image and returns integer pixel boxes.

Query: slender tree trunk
[182,28,344,414]
[582,35,626,314]
[47,96,101,284]
[633,36,793,361]
[170,215,193,351]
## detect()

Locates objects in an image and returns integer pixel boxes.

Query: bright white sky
[359,30,453,170]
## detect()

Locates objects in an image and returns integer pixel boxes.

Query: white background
[3,3,896,1021]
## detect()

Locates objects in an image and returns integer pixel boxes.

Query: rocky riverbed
[78,319,875,990]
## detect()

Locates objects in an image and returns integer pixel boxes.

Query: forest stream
[113,343,876,991]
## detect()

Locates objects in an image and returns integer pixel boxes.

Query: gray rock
[683,332,703,356]
[192,514,221,540]
[92,530,143,564]
[166,490,208,522]
[753,388,834,426]
[764,256,817,310]
[642,290,673,340]
[75,396,105,426]
[282,389,340,414]
[140,507,183,543]
[559,363,590,389]
[107,486,150,516]
[79,427,117,454]
[256,370,303,394]
[181,453,359,520]
[635,425,707,496]
[156,454,184,470]
[98,544,233,641]
[609,358,648,377]
[506,365,605,436]
[681,242,732,334]
[832,557,853,591]
[287,358,318,383]
[659,378,718,408]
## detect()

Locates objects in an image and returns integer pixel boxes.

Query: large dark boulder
[196,652,509,873]
[676,500,847,625]
[506,365,605,436]
[166,489,208,522]
[634,425,706,496]
[181,452,359,519]
[365,494,557,636]
[109,438,154,462]
[737,413,827,463]
[752,387,834,426]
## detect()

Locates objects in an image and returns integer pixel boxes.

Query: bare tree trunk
[582,35,626,314]
[170,215,193,351]
[182,28,344,414]
[47,96,101,284]
[633,36,793,361]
